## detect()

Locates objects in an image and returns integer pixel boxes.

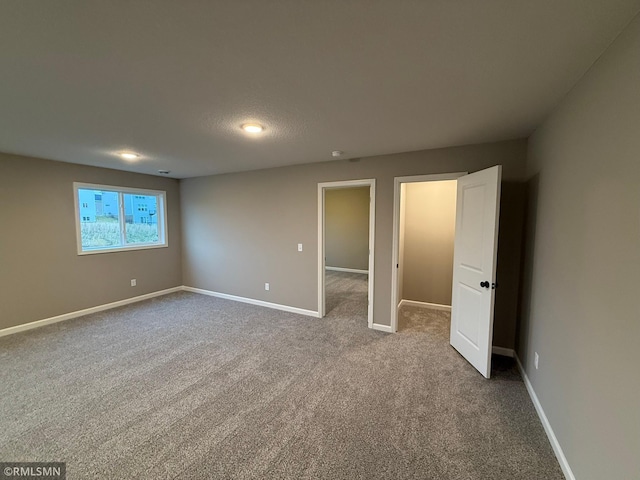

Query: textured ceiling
[1,1,639,178]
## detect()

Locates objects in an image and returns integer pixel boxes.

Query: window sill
[77,243,169,256]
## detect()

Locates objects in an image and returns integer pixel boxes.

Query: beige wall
[325,187,370,271]
[181,138,527,348]
[519,14,640,480]
[402,181,456,306]
[0,153,183,330]
[398,184,407,301]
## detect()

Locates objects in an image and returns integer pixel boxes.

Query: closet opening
[391,173,464,332]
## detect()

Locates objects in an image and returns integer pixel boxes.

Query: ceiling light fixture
[119,152,140,160]
[332,150,343,157]
[241,123,264,134]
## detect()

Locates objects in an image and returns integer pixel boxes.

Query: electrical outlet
[298,243,303,252]
[131,279,137,287]
[534,352,539,370]
[265,283,270,291]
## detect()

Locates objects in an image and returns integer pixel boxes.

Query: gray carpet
[0,271,564,479]
[325,269,369,316]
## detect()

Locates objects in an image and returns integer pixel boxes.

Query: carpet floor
[0,272,564,479]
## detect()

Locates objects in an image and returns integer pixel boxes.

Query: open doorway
[318,179,375,328]
[399,180,457,310]
[391,173,465,333]
[391,168,503,378]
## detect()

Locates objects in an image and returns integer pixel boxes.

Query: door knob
[480,281,490,289]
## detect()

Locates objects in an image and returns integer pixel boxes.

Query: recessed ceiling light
[332,150,343,157]
[241,123,264,134]
[119,152,140,160]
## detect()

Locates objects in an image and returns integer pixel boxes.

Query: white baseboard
[515,354,575,480]
[182,286,321,318]
[326,266,369,275]
[0,287,183,338]
[492,346,515,357]
[371,323,393,333]
[398,299,452,312]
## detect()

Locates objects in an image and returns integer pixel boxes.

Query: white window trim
[73,182,169,255]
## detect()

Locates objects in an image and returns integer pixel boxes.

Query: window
[74,182,168,255]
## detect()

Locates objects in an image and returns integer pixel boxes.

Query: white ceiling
[1,1,639,178]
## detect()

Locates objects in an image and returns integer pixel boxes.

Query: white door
[450,165,502,378]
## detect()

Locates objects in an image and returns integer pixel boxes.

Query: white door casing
[449,165,502,378]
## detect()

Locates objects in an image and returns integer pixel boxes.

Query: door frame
[390,173,466,332]
[318,179,376,327]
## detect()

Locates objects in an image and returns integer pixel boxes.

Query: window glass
[123,193,159,244]
[74,184,167,254]
[78,189,122,249]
